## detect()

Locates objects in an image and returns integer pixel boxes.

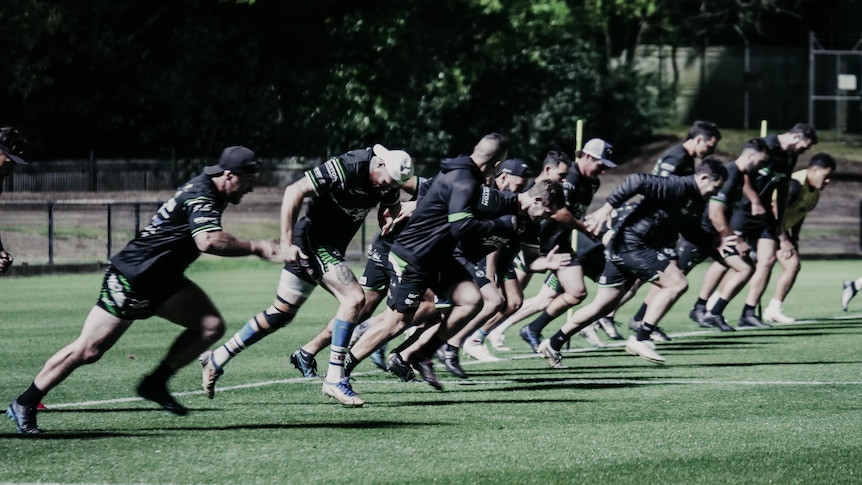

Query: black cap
[0,126,28,165]
[497,158,531,177]
[203,146,260,175]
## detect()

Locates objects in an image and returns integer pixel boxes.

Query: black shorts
[359,244,394,292]
[387,253,472,314]
[730,211,777,246]
[598,245,676,288]
[96,265,190,320]
[575,237,606,282]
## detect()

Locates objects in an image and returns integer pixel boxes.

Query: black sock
[637,322,656,341]
[148,362,176,384]
[528,311,554,333]
[633,303,647,322]
[550,330,567,351]
[17,382,47,408]
[694,298,707,309]
[711,298,729,315]
[742,304,757,317]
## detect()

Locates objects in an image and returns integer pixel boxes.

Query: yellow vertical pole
[760,119,768,137]
[568,119,585,327]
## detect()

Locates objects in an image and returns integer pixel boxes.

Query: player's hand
[544,245,572,271]
[778,237,795,259]
[255,240,282,262]
[585,207,611,237]
[0,250,13,273]
[749,201,767,217]
[718,234,738,254]
[281,242,308,263]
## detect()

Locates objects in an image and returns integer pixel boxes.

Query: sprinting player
[536,159,728,367]
[0,126,28,273]
[484,150,570,351]
[516,138,616,352]
[200,144,414,407]
[693,123,817,330]
[627,120,722,339]
[284,175,427,378]
[349,134,513,388]
[6,146,279,434]
[762,153,835,322]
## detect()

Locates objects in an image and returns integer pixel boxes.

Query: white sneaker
[763,305,796,324]
[596,317,623,340]
[322,378,364,407]
[487,331,512,352]
[624,336,665,364]
[578,323,605,348]
[463,339,501,362]
[842,281,857,311]
[537,339,565,369]
[199,351,223,400]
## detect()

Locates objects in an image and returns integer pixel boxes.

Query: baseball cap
[580,138,616,168]
[203,146,261,175]
[0,126,28,165]
[373,144,414,186]
[497,158,531,177]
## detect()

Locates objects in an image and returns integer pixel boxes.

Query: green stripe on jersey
[448,212,473,223]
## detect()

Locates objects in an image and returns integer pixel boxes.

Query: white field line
[41,317,862,410]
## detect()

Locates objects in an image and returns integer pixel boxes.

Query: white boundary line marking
[41,317,862,410]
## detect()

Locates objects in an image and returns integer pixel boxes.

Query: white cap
[581,138,616,168]
[373,144,414,185]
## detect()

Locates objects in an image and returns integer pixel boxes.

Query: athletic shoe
[36,403,47,411]
[343,352,357,377]
[387,353,416,382]
[842,281,857,311]
[738,314,771,328]
[537,339,565,369]
[199,351,223,399]
[322,378,364,407]
[519,326,542,352]
[689,306,706,325]
[628,318,642,332]
[763,305,796,324]
[487,330,512,351]
[463,338,501,362]
[137,376,188,416]
[369,344,388,371]
[441,348,468,379]
[649,326,672,342]
[289,348,319,378]
[578,324,605,348]
[596,317,623,340]
[624,336,665,364]
[6,398,42,434]
[414,358,443,391]
[701,313,735,332]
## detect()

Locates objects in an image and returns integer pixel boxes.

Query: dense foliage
[0,0,847,165]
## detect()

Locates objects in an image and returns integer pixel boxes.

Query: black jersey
[537,163,599,254]
[391,155,514,268]
[297,148,400,251]
[110,173,228,289]
[702,161,746,233]
[652,144,695,177]
[607,173,708,250]
[456,186,523,263]
[368,176,430,258]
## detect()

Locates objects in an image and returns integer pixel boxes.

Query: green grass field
[1,258,861,484]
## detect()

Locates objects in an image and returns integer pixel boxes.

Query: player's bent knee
[262,307,294,330]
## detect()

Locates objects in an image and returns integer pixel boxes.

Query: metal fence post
[48,201,55,266]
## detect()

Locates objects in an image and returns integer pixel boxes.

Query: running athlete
[535,159,728,367]
[6,146,278,434]
[200,144,414,407]
[0,126,28,273]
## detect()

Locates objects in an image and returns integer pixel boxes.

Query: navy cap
[204,146,261,175]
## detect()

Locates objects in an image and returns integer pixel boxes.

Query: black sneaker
[689,306,706,325]
[414,358,443,391]
[738,314,771,328]
[701,314,735,332]
[290,348,319,378]
[137,377,188,416]
[519,326,541,353]
[6,398,42,435]
[386,353,416,382]
[441,348,468,379]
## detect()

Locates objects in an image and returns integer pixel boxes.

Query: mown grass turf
[1,259,861,484]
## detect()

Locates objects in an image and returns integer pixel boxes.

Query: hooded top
[391,155,514,268]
